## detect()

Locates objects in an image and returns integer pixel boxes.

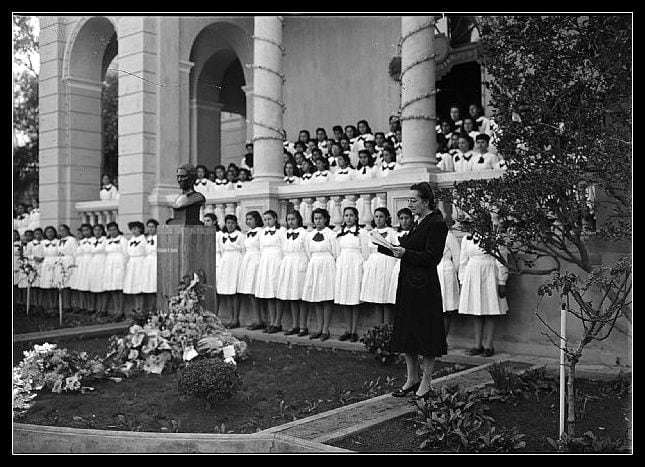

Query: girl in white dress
[142,219,159,314]
[236,211,264,330]
[438,228,461,339]
[123,221,147,314]
[376,146,401,178]
[276,210,309,336]
[354,150,378,225]
[87,224,108,314]
[335,207,370,342]
[38,226,61,314]
[56,224,78,313]
[204,213,222,316]
[471,134,500,171]
[452,135,475,172]
[386,208,413,307]
[361,208,399,325]
[283,161,301,185]
[100,174,120,201]
[327,142,345,173]
[70,224,94,312]
[302,208,337,340]
[311,157,332,184]
[13,230,22,299]
[255,210,287,333]
[300,159,314,184]
[22,228,43,311]
[353,120,376,155]
[103,222,128,317]
[331,153,355,183]
[216,215,246,325]
[458,229,509,358]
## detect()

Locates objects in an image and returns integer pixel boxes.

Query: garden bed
[329,376,632,453]
[13,308,126,335]
[13,336,472,435]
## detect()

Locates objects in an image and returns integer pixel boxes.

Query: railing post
[359,193,374,228]
[301,197,315,229]
[330,195,344,228]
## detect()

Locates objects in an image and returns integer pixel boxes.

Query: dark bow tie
[287,231,300,240]
[129,240,141,247]
[285,177,296,184]
[436,154,442,161]
[315,172,328,177]
[102,185,113,191]
[44,242,55,248]
[247,231,258,238]
[337,227,359,237]
[108,239,120,245]
[463,154,473,162]
[376,230,388,238]
[454,155,461,162]
[60,239,67,246]
[195,180,207,186]
[361,167,368,174]
[312,232,325,242]
[478,156,485,164]
[93,239,103,246]
[147,238,155,245]
[466,235,480,244]
[338,170,348,175]
[302,174,312,179]
[265,229,277,236]
[223,235,238,243]
[383,164,395,170]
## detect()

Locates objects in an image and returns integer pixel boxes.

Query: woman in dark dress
[388,182,448,401]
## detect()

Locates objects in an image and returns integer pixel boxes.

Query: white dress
[386,230,409,304]
[353,133,375,154]
[71,237,93,291]
[284,175,301,185]
[332,168,355,183]
[453,151,475,172]
[14,214,30,236]
[311,170,332,184]
[23,239,44,288]
[302,227,337,303]
[237,227,262,295]
[99,184,119,201]
[437,152,455,172]
[215,230,223,288]
[354,166,378,224]
[376,162,400,178]
[437,230,461,312]
[141,234,157,294]
[254,226,287,299]
[103,236,128,291]
[13,241,22,285]
[276,227,309,301]
[216,231,245,295]
[123,235,147,294]
[88,237,108,293]
[38,239,60,289]
[458,236,509,316]
[334,227,370,305]
[27,209,40,230]
[56,236,78,289]
[360,227,399,304]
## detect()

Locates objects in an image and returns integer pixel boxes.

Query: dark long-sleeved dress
[380,210,448,357]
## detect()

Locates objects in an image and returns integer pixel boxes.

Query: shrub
[485,364,557,401]
[414,385,526,453]
[360,324,399,365]
[178,357,242,406]
[547,431,631,453]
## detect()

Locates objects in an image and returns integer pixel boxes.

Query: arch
[188,21,250,169]
[63,16,119,82]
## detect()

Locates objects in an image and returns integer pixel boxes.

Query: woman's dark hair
[298,129,311,140]
[337,153,352,168]
[58,224,71,236]
[356,149,375,169]
[311,208,331,227]
[371,207,392,228]
[33,227,43,235]
[382,146,396,161]
[397,207,413,218]
[127,221,145,233]
[301,159,314,174]
[356,119,372,134]
[314,157,329,171]
[332,125,343,134]
[344,125,358,136]
[80,223,93,234]
[286,209,303,228]
[238,168,252,180]
[204,213,220,231]
[214,165,226,173]
[263,210,280,229]
[44,225,58,239]
[224,214,241,231]
[92,224,106,237]
[246,210,264,228]
[284,160,297,176]
[441,119,455,131]
[459,134,475,150]
[340,206,360,231]
[146,218,159,227]
[469,102,484,117]
[244,153,254,168]
[475,133,491,143]
[375,131,385,139]
[106,221,119,233]
[410,182,436,210]
[294,141,306,151]
[315,127,327,136]
[195,164,209,175]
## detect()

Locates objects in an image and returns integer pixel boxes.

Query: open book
[369,230,395,251]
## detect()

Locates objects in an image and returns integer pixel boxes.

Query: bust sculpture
[166,163,206,225]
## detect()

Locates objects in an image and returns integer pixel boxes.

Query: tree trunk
[567,360,577,437]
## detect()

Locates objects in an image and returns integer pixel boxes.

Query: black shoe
[338,331,352,341]
[319,332,330,341]
[407,390,432,404]
[284,327,300,336]
[482,347,495,357]
[267,325,282,334]
[350,333,359,342]
[297,328,309,337]
[309,331,322,340]
[467,346,484,356]
[247,323,266,331]
[392,381,420,398]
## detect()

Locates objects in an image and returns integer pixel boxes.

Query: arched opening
[65,16,118,201]
[436,61,482,123]
[189,22,248,171]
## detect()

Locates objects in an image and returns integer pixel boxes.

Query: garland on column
[252,35,286,55]
[398,18,436,123]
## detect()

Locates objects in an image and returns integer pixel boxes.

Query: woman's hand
[497,284,506,299]
[392,246,406,258]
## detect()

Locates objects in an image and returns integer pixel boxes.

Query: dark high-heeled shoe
[247,323,266,331]
[467,346,484,356]
[297,328,309,337]
[407,390,433,404]
[309,331,322,340]
[319,332,330,341]
[267,325,282,334]
[392,381,420,398]
[482,347,495,357]
[338,331,352,341]
[284,327,300,336]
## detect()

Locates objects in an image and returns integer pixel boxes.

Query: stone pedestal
[157,225,217,313]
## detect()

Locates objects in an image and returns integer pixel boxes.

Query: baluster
[279,199,289,223]
[359,193,374,228]
[330,196,344,229]
[289,198,301,212]
[301,197,314,229]
[93,211,101,226]
[235,204,242,223]
[374,192,387,209]
[314,196,329,214]
[224,203,236,217]
[215,204,226,230]
[101,211,109,226]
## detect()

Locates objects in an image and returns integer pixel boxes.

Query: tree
[13,15,39,205]
[102,69,119,179]
[438,15,631,437]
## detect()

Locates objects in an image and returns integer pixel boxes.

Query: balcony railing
[75,200,119,226]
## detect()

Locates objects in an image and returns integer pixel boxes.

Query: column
[399,16,437,170]
[195,101,224,167]
[251,16,285,182]
[241,84,254,145]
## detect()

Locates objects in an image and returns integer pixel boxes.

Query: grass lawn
[13,307,126,334]
[13,335,471,435]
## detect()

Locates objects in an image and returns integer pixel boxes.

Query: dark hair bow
[247,231,258,238]
[287,231,300,240]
